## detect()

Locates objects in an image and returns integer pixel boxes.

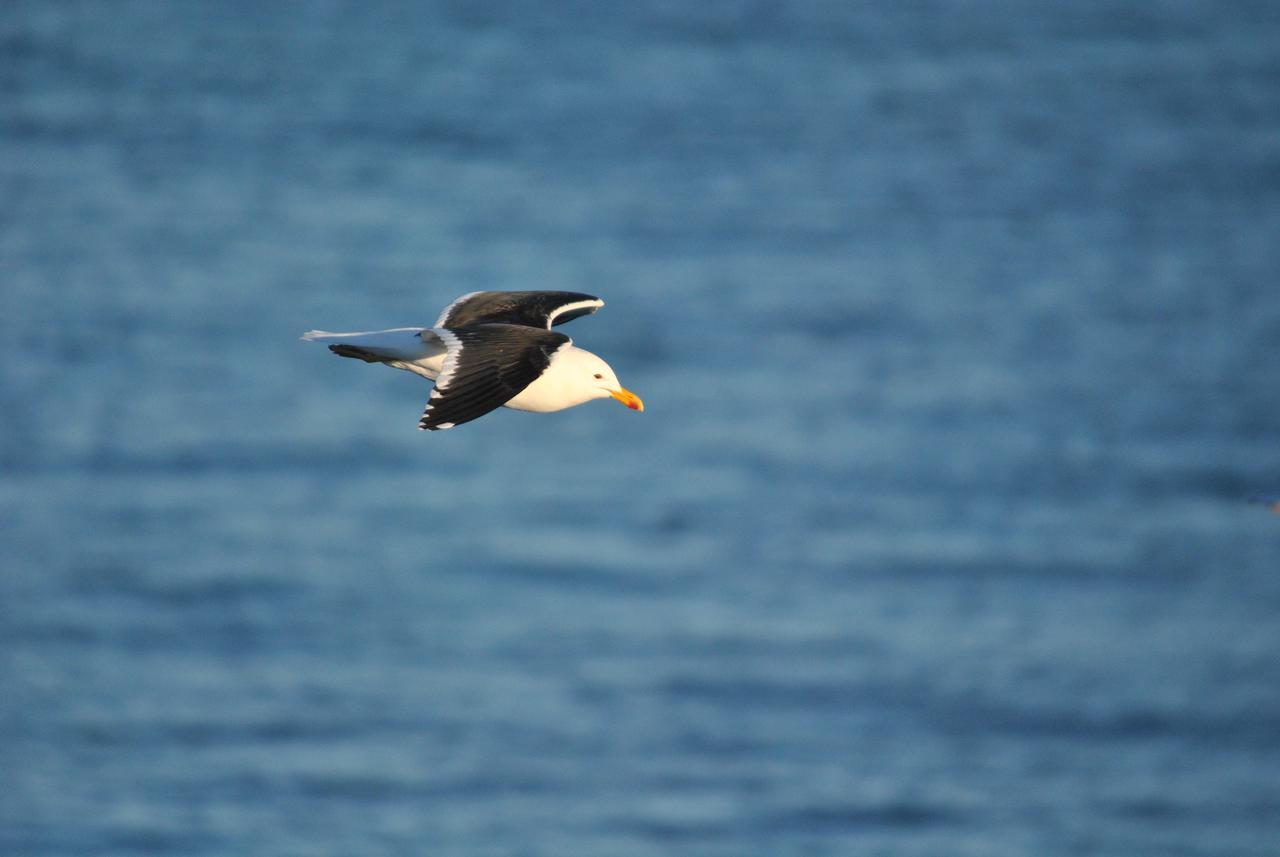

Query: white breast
[503,346,595,413]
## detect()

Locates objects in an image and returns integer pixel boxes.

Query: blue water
[3,2,1280,855]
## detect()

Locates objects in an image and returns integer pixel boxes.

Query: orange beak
[609,387,644,412]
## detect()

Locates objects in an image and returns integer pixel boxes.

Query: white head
[557,346,645,411]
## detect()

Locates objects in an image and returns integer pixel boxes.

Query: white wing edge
[545,298,604,329]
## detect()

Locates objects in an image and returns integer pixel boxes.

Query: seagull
[303,290,644,431]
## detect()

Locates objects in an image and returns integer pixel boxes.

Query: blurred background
[3,2,1279,855]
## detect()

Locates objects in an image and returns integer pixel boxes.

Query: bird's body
[303,291,643,431]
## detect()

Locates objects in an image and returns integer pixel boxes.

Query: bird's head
[567,348,644,411]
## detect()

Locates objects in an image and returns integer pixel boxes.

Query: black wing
[419,324,572,430]
[434,291,603,330]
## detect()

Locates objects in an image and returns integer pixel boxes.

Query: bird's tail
[302,328,436,357]
[302,328,445,378]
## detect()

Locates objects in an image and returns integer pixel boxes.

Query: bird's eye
[593,373,603,380]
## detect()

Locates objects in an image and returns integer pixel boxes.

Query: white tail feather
[302,327,446,380]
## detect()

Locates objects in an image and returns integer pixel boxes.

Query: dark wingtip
[329,344,381,362]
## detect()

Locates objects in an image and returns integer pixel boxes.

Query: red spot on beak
[609,388,644,412]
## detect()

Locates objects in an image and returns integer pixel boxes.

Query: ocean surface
[3,2,1279,855]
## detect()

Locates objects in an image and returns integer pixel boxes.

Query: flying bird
[303,291,644,431]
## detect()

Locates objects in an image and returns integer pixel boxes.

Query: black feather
[436,291,601,330]
[419,324,571,430]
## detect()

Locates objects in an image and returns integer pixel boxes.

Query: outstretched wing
[419,324,572,430]
[302,328,445,380]
[434,291,603,330]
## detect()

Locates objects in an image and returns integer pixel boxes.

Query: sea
[2,2,1279,855]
